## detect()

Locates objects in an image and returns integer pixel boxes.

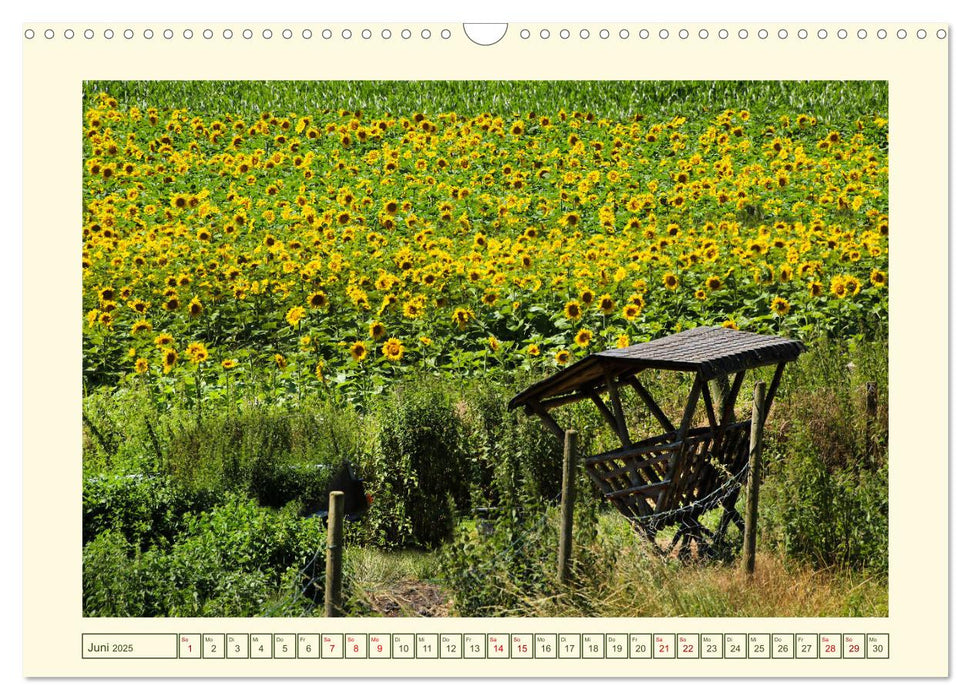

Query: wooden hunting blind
[509,326,804,558]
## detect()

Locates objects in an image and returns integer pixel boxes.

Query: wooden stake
[324,491,345,617]
[558,430,577,585]
[742,381,766,575]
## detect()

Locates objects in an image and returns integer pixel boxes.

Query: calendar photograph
[81,78,889,619]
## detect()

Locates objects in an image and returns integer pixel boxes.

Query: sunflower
[154,333,175,348]
[488,336,500,352]
[161,348,178,374]
[188,296,204,318]
[663,273,679,290]
[482,291,499,306]
[369,321,387,339]
[830,278,848,298]
[694,289,707,301]
[554,349,571,365]
[564,300,582,321]
[574,329,593,347]
[622,304,640,321]
[274,353,287,369]
[616,334,630,349]
[186,341,209,364]
[281,306,304,327]
[843,276,861,296]
[307,291,328,309]
[721,319,739,330]
[598,295,615,314]
[349,341,368,362]
[402,300,423,319]
[452,308,474,330]
[770,297,791,315]
[134,357,149,374]
[870,270,887,287]
[526,343,541,357]
[130,320,153,336]
[382,338,405,362]
[221,359,238,370]
[705,276,723,292]
[579,289,595,305]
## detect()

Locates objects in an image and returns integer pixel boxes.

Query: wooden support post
[605,374,632,446]
[700,381,720,430]
[763,362,787,421]
[324,491,345,617]
[588,392,622,437]
[558,430,577,585]
[628,376,676,433]
[865,381,878,465]
[530,401,565,441]
[721,371,746,425]
[711,374,731,420]
[742,382,766,575]
[657,375,703,511]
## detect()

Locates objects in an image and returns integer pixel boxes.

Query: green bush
[251,462,341,513]
[82,497,328,617]
[459,380,564,504]
[359,379,468,549]
[760,339,889,574]
[82,473,220,548]
[761,437,888,574]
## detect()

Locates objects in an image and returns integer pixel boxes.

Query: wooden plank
[530,401,565,441]
[627,376,677,433]
[762,361,787,423]
[742,381,766,575]
[700,381,720,430]
[657,374,704,511]
[558,430,578,584]
[605,480,672,500]
[605,374,632,447]
[710,374,731,420]
[582,420,749,466]
[721,370,746,425]
[587,391,619,434]
[597,453,670,480]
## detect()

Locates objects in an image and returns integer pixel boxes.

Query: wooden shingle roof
[508,326,804,410]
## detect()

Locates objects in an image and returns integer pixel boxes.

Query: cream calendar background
[9,0,959,692]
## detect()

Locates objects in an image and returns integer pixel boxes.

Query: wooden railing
[583,421,752,527]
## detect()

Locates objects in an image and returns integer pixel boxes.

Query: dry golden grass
[494,514,888,618]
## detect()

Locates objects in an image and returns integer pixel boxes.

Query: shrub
[82,473,219,548]
[360,378,467,548]
[82,497,328,617]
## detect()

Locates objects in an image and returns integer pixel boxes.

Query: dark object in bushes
[307,461,372,523]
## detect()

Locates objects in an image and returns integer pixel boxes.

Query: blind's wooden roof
[509,326,804,410]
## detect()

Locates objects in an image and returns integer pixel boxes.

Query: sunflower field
[83,81,888,400]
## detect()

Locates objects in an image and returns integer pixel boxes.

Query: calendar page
[20,12,948,679]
